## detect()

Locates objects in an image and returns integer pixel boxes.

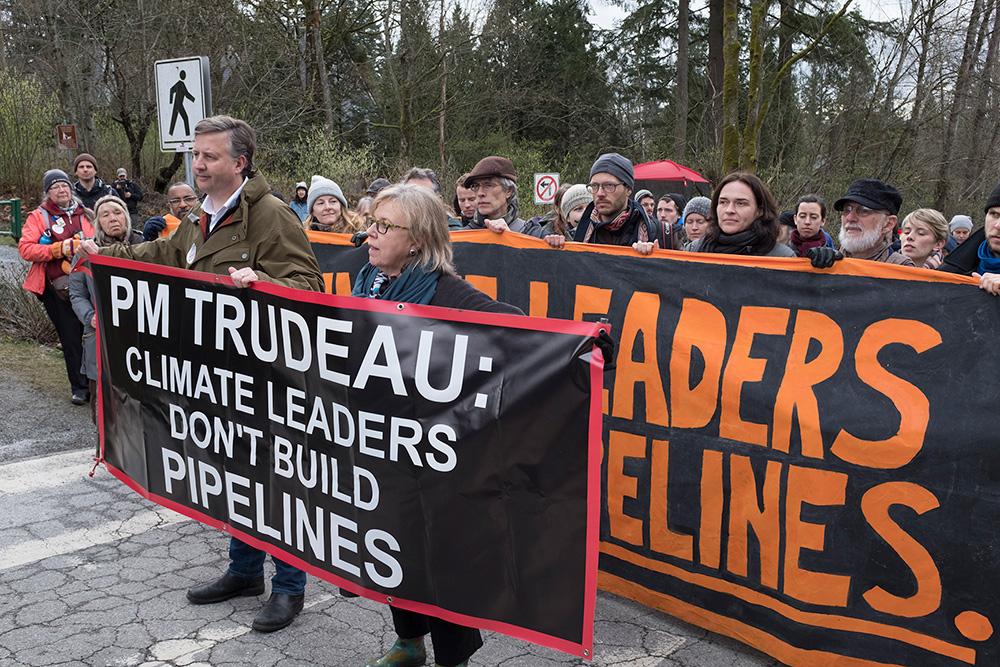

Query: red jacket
[19,203,94,296]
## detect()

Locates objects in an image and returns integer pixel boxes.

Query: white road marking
[0,506,189,572]
[0,447,96,495]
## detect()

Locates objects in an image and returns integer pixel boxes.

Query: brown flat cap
[464,156,516,188]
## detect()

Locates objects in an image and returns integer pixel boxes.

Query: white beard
[839,225,885,254]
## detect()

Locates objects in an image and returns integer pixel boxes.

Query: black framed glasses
[587,181,625,193]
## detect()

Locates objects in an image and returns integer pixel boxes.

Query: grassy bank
[0,338,71,400]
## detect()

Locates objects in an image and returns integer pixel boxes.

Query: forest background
[1,0,998,223]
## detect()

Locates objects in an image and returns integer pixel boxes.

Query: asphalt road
[0,246,783,667]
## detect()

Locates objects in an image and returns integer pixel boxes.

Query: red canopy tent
[633,159,709,186]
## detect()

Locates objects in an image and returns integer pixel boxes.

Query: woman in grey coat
[70,195,143,423]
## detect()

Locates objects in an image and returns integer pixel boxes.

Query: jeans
[227,537,306,596]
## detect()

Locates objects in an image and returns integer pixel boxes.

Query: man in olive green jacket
[77,116,322,633]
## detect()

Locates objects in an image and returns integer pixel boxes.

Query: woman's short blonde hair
[372,184,455,276]
[902,208,949,244]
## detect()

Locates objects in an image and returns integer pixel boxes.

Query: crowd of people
[15,113,1000,667]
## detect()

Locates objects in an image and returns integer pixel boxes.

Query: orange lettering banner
[312,231,997,667]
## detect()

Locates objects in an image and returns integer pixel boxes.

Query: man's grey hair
[167,182,195,196]
[194,115,255,179]
[402,167,442,196]
[499,177,517,199]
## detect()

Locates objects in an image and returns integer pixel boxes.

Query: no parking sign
[534,173,560,205]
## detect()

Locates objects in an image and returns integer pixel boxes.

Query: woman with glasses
[304,174,363,234]
[355,184,522,667]
[459,156,544,238]
[18,169,94,404]
[688,172,795,257]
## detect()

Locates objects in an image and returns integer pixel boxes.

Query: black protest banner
[89,255,604,658]
[309,231,1000,667]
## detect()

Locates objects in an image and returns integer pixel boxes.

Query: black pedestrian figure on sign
[169,71,196,136]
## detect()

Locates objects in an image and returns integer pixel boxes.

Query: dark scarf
[351,262,441,305]
[789,229,827,256]
[580,201,650,244]
[977,240,1000,274]
[700,228,761,255]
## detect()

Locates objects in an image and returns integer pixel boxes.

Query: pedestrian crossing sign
[155,57,212,152]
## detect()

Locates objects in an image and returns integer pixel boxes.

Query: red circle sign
[536,175,558,203]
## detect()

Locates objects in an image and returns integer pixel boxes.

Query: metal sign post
[56,122,77,168]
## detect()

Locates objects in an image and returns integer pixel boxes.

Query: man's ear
[881,214,898,235]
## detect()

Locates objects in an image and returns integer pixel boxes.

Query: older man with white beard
[833,179,913,266]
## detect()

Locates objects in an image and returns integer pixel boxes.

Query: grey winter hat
[682,196,711,220]
[633,189,654,203]
[561,184,591,218]
[949,215,973,232]
[307,175,348,215]
[43,169,71,193]
[590,153,634,190]
[295,181,307,191]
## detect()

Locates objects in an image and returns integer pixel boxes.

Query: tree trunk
[934,0,984,210]
[739,0,766,171]
[707,0,725,151]
[439,0,447,177]
[154,151,185,193]
[965,0,1000,193]
[674,0,689,160]
[886,0,938,174]
[313,0,334,131]
[721,0,741,173]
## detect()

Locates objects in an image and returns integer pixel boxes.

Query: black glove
[143,216,167,242]
[596,329,616,371]
[351,231,369,247]
[806,246,843,269]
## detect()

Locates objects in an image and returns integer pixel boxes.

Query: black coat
[112,179,144,213]
[73,178,115,211]
[429,275,524,315]
[940,227,984,275]
[573,198,673,248]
